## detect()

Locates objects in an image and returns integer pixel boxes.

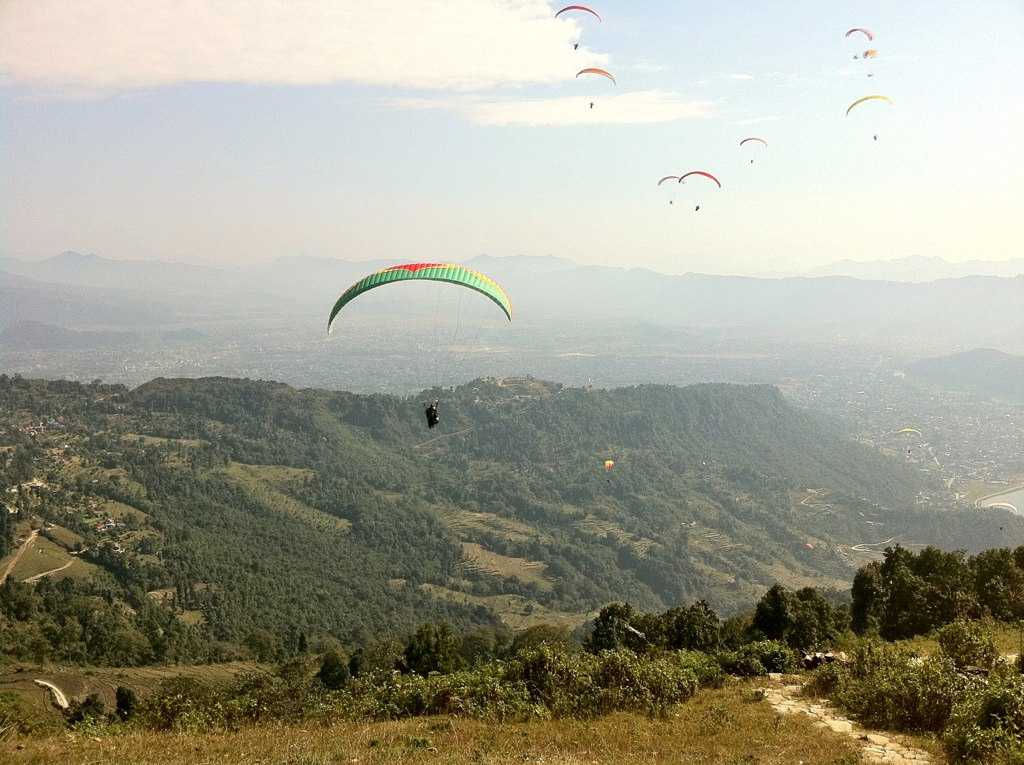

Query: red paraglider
[555,5,602,22]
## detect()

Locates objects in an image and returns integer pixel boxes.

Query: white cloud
[0,0,605,94]
[393,91,713,127]
[725,73,755,81]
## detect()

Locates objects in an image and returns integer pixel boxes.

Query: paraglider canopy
[845,94,893,117]
[678,170,722,188]
[555,5,602,22]
[327,263,512,333]
[603,459,615,471]
[739,137,768,147]
[576,67,616,85]
[845,27,875,40]
[657,175,679,185]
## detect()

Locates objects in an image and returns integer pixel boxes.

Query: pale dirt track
[0,529,39,584]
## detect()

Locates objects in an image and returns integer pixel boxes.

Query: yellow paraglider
[604,459,615,471]
[895,427,922,437]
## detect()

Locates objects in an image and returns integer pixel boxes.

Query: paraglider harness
[425,400,440,429]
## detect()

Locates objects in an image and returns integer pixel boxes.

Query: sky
[1,0,1021,276]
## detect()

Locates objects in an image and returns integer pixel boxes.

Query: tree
[115,686,138,720]
[403,622,464,676]
[316,649,350,690]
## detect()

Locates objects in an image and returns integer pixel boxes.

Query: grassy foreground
[6,683,862,765]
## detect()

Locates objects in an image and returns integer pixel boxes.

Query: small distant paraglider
[846,95,892,142]
[604,459,615,472]
[740,137,767,165]
[576,67,616,110]
[657,175,679,205]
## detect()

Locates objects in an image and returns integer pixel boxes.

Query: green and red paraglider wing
[327,263,513,332]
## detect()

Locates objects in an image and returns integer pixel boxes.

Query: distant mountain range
[795,255,1024,282]
[3,251,1024,355]
[907,349,1024,403]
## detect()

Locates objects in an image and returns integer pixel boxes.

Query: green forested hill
[0,374,1017,665]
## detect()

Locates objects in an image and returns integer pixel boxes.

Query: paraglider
[576,68,615,110]
[327,262,513,332]
[604,459,615,472]
[658,175,679,205]
[677,171,721,211]
[555,5,602,50]
[846,96,892,142]
[895,427,922,437]
[425,400,440,429]
[740,137,767,164]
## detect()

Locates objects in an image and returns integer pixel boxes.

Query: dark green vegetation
[0,373,1020,668]
[852,544,1024,639]
[908,348,1024,404]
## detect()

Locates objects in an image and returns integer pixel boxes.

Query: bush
[936,620,999,670]
[317,650,350,690]
[504,644,599,717]
[716,640,795,677]
[715,650,765,678]
[65,693,107,727]
[946,668,1024,761]
[675,650,725,688]
[813,639,984,733]
[743,640,796,673]
[591,650,698,717]
[138,676,223,732]
[115,686,137,721]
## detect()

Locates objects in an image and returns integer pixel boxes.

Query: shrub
[675,650,725,688]
[946,668,1024,761]
[317,650,350,690]
[65,693,107,727]
[814,639,984,733]
[936,620,999,670]
[138,676,223,732]
[716,650,766,678]
[743,640,796,673]
[504,644,599,717]
[716,640,795,677]
[591,649,698,717]
[115,686,137,721]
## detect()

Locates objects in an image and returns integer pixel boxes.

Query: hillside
[0,374,1019,664]
[908,348,1024,403]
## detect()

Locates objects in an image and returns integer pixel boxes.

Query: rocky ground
[758,675,933,764]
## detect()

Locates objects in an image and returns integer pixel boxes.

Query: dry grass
[898,622,1024,658]
[0,662,264,712]
[419,584,589,631]
[9,535,95,582]
[4,682,863,765]
[459,543,552,592]
[122,434,207,448]
[439,508,538,544]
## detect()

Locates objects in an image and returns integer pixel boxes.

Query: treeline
[852,543,1024,639]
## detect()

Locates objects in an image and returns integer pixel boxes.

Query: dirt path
[24,560,73,583]
[758,676,931,763]
[414,427,474,450]
[0,529,39,584]
[33,679,69,709]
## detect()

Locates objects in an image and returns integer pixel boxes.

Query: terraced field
[222,462,350,533]
[459,542,552,592]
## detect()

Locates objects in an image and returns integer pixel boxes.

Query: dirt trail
[33,679,69,709]
[414,427,474,450]
[24,560,73,582]
[758,676,931,763]
[0,529,39,584]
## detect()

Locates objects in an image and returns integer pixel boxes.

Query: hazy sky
[2,1,1021,275]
